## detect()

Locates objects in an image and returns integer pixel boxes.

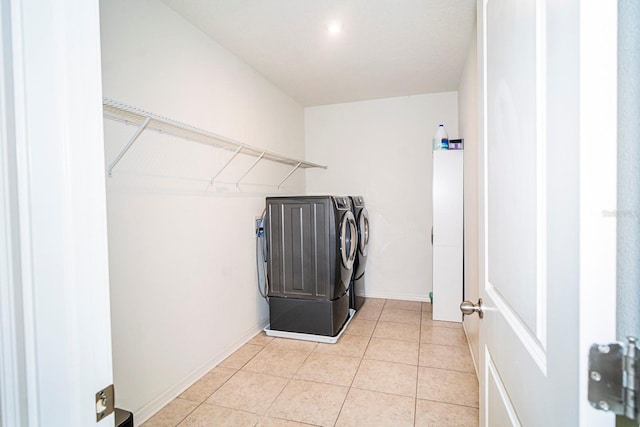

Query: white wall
[458,29,479,370]
[305,93,458,301]
[100,0,306,422]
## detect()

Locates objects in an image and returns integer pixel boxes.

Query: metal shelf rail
[103,98,327,188]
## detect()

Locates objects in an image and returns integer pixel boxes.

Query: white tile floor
[141,299,479,427]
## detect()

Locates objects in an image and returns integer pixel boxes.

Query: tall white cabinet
[432,150,464,322]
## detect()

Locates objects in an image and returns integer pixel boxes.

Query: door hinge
[588,336,639,422]
[96,384,115,422]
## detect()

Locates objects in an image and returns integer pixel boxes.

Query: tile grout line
[419,307,481,414]
[248,337,292,426]
[211,337,315,425]
[173,371,237,427]
[419,397,480,410]
[414,306,427,426]
[170,363,249,427]
[256,338,318,425]
[164,398,199,427]
[155,300,478,426]
[332,298,385,426]
[173,336,275,427]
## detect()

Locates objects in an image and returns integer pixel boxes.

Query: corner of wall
[457,27,480,368]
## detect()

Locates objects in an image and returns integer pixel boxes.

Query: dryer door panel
[352,207,369,279]
[358,207,369,257]
[340,210,357,271]
[267,199,331,299]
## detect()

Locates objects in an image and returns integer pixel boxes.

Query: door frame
[0,2,33,425]
[578,1,618,424]
[0,0,114,425]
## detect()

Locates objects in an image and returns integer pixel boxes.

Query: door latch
[96,384,115,422]
[588,336,639,422]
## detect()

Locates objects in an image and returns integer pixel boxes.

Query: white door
[476,0,617,425]
[0,0,114,426]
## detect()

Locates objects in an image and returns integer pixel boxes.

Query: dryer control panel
[352,196,364,207]
[334,196,351,210]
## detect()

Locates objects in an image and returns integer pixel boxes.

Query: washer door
[358,207,369,257]
[340,210,358,270]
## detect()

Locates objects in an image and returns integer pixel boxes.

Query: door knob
[460,298,484,318]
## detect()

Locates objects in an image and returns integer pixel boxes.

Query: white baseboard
[462,321,479,379]
[134,316,269,425]
[365,291,431,302]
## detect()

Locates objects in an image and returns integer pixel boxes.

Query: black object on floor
[115,408,134,427]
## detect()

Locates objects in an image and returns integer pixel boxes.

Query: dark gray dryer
[349,196,369,311]
[265,196,357,336]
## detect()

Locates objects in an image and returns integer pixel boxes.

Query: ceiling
[160,0,477,107]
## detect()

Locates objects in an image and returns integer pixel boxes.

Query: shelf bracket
[208,146,242,188]
[107,116,151,177]
[236,152,265,186]
[277,162,302,189]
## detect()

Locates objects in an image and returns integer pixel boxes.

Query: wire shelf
[102,98,326,187]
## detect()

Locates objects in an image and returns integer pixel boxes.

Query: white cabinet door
[432,150,463,322]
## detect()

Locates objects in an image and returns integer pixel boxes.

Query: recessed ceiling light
[327,21,342,34]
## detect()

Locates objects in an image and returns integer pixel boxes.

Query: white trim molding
[1,0,115,425]
[0,0,36,424]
